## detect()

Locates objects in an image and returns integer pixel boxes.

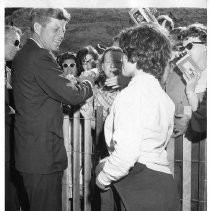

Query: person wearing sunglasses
[5,25,21,62]
[172,23,207,139]
[57,51,78,77]
[5,25,29,211]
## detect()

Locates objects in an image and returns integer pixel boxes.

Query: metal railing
[62,106,207,211]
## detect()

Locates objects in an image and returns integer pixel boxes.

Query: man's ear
[33,22,42,36]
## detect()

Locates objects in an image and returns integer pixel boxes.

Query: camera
[170,50,188,67]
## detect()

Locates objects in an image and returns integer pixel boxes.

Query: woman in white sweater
[95,23,181,211]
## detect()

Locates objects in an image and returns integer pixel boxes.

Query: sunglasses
[13,40,20,47]
[179,42,205,51]
[62,63,76,68]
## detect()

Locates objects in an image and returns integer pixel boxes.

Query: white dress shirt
[98,72,175,186]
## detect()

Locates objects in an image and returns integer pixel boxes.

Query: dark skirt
[101,163,181,211]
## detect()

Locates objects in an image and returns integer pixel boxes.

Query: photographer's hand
[183,70,200,94]
[182,69,200,111]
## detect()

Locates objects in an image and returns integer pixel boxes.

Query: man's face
[5,31,20,61]
[38,18,67,52]
[102,51,122,79]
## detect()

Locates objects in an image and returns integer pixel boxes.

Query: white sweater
[98,72,175,186]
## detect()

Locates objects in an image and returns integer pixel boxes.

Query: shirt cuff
[97,170,112,186]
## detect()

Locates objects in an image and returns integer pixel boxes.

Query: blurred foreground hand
[172,114,190,138]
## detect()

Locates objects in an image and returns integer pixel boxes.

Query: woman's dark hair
[56,51,77,69]
[76,45,99,75]
[118,23,172,81]
[177,23,207,44]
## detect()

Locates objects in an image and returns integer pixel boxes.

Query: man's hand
[79,69,99,86]
[172,114,190,138]
[65,74,78,86]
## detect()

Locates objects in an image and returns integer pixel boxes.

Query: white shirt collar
[30,38,43,48]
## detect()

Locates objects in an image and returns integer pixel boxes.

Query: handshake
[79,68,100,86]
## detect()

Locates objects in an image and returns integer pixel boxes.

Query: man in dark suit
[5,25,29,211]
[12,8,94,211]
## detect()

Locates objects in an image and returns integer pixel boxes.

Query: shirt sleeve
[98,92,143,186]
[34,49,93,105]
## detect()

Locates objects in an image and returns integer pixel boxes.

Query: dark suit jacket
[12,39,93,174]
[5,85,15,163]
[185,91,207,142]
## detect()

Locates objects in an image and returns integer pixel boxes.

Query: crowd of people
[5,7,206,211]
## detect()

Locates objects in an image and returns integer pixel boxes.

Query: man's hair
[157,15,174,31]
[118,23,172,81]
[5,25,22,42]
[178,23,207,44]
[30,8,71,31]
[57,51,77,69]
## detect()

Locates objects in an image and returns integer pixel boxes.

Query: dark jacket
[185,91,207,142]
[12,39,93,174]
[5,83,15,163]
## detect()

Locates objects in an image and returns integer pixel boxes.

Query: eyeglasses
[13,40,20,47]
[179,42,205,51]
[62,63,76,68]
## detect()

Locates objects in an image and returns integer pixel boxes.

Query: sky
[4,0,207,8]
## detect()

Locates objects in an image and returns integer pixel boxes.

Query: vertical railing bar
[62,114,70,211]
[95,106,104,162]
[198,138,207,211]
[182,106,192,211]
[167,137,175,176]
[73,108,81,211]
[84,112,92,211]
